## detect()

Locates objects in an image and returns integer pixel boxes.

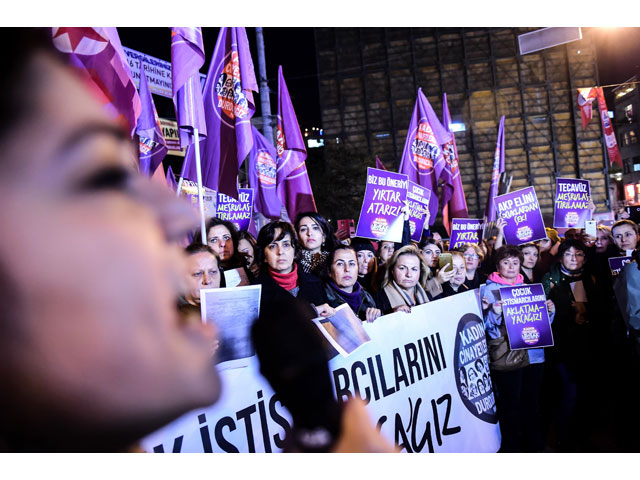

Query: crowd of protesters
[181,203,640,453]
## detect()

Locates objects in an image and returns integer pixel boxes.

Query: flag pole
[193,128,207,244]
[176,174,185,197]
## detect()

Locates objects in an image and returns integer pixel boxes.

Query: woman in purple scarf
[324,245,382,323]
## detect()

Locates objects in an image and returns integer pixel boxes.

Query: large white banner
[142,289,500,453]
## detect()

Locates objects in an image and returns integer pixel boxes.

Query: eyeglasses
[464,254,479,259]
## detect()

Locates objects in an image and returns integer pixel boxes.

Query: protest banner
[495,186,546,245]
[216,188,254,232]
[159,118,183,152]
[498,284,553,350]
[406,181,431,242]
[624,205,640,224]
[449,219,483,250]
[356,168,408,243]
[142,289,501,453]
[608,256,633,277]
[553,178,592,228]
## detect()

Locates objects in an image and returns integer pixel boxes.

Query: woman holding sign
[373,245,430,315]
[482,246,555,452]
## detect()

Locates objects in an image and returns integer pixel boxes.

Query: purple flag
[398,88,452,225]
[136,60,167,177]
[275,66,315,219]
[166,165,178,191]
[442,93,469,234]
[375,156,387,171]
[553,178,592,228]
[495,187,546,246]
[170,27,207,148]
[52,27,141,136]
[484,116,505,223]
[181,27,258,200]
[248,126,283,219]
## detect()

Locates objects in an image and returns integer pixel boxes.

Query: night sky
[118,27,640,129]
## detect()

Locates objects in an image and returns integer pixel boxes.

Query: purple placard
[624,205,640,224]
[608,256,633,277]
[406,180,431,242]
[355,168,408,243]
[553,178,592,228]
[499,284,553,350]
[216,188,254,232]
[450,218,483,250]
[495,187,546,246]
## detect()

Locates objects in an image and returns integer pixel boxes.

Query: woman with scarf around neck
[324,246,382,323]
[373,245,430,315]
[482,246,555,452]
[294,212,339,277]
[255,221,335,319]
[541,238,596,451]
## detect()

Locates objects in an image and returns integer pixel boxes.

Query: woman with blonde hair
[373,245,430,314]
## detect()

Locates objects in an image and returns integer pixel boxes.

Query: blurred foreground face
[0,52,220,450]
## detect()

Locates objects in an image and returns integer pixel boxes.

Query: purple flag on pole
[275,66,315,219]
[398,88,452,225]
[484,116,505,223]
[181,27,258,200]
[441,93,469,234]
[52,27,141,136]
[375,156,387,171]
[170,27,207,148]
[248,126,283,219]
[166,165,178,191]
[136,60,167,177]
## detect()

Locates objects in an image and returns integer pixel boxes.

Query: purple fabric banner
[248,126,283,219]
[398,88,452,225]
[608,256,633,277]
[355,168,408,243]
[375,156,387,171]
[500,284,554,350]
[553,178,592,228]
[450,219,483,250]
[275,66,314,220]
[441,93,469,232]
[484,116,505,223]
[181,27,258,200]
[166,165,178,191]
[406,181,431,242]
[136,60,167,177]
[52,27,141,136]
[170,27,207,148]
[495,187,547,246]
[216,188,254,232]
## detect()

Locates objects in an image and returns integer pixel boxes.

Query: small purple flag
[398,88,452,225]
[442,93,469,234]
[170,27,207,148]
[166,165,178,191]
[484,116,505,223]
[375,156,387,171]
[136,60,167,177]
[52,27,141,136]
[248,126,283,219]
[275,66,315,219]
[181,27,258,200]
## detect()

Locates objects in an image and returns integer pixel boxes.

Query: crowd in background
[184,207,640,453]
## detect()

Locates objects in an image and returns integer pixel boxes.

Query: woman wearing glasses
[458,243,487,290]
[542,238,596,451]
